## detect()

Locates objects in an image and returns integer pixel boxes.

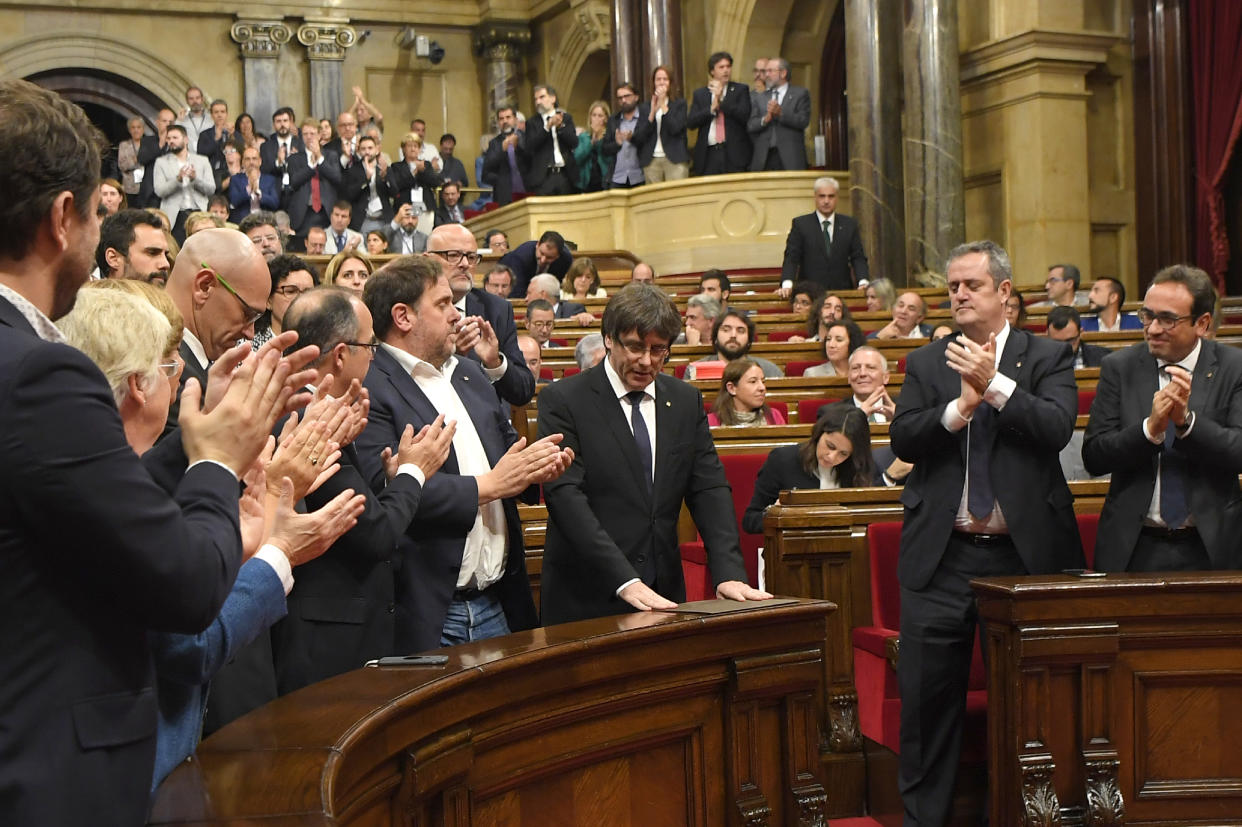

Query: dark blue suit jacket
[499,240,573,299]
[0,296,243,824]
[1080,312,1143,332]
[463,287,535,406]
[227,172,280,223]
[355,348,538,652]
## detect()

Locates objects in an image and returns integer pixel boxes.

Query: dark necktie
[626,391,653,492]
[1159,365,1190,527]
[967,403,994,520]
[310,168,321,212]
[337,233,347,251]
[507,143,526,193]
[823,220,832,255]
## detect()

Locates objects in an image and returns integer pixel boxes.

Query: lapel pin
[1015,360,1023,368]
[665,400,671,407]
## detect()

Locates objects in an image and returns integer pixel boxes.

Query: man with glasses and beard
[537,283,771,624]
[1084,263,1242,573]
[602,82,645,189]
[684,309,783,380]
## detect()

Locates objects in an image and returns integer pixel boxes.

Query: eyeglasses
[527,320,555,330]
[618,339,671,360]
[1137,308,1193,329]
[274,284,308,297]
[1045,276,1068,285]
[202,262,265,326]
[157,362,180,377]
[429,249,482,266]
[342,340,380,354]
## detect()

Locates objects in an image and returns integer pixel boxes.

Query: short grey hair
[946,240,1013,287]
[813,176,840,194]
[529,273,561,300]
[686,293,722,319]
[57,288,169,407]
[849,345,888,373]
[770,57,791,76]
[575,333,605,370]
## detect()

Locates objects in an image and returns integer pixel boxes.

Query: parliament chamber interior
[5,0,1242,824]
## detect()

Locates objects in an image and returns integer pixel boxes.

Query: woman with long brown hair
[708,358,787,426]
[574,100,612,193]
[637,64,690,182]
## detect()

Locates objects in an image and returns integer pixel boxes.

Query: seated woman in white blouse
[742,402,876,532]
[707,358,787,426]
[803,320,865,377]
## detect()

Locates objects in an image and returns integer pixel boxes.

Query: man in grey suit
[153,124,215,242]
[748,57,810,171]
[1084,264,1242,572]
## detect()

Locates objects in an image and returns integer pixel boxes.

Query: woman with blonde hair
[324,249,373,295]
[865,277,896,312]
[561,257,607,301]
[708,358,786,426]
[574,100,612,193]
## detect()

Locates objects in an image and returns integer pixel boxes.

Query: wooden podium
[150,600,834,826]
[975,572,1242,826]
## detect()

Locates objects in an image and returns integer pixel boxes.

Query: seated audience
[525,298,556,347]
[482,228,509,255]
[1046,305,1109,368]
[517,334,545,382]
[323,201,363,254]
[867,290,933,339]
[365,228,389,256]
[183,211,219,237]
[483,264,514,297]
[931,323,955,340]
[698,268,731,304]
[865,277,896,312]
[742,403,877,532]
[324,249,373,296]
[708,358,787,426]
[526,273,593,324]
[228,146,279,224]
[1082,276,1141,331]
[253,254,319,348]
[433,181,466,226]
[791,292,853,342]
[1033,263,1087,307]
[574,100,612,193]
[206,194,232,226]
[239,210,283,261]
[563,257,608,300]
[790,279,824,318]
[233,112,266,150]
[817,346,897,424]
[685,310,783,379]
[631,262,656,284]
[681,293,721,345]
[804,320,865,377]
[305,226,327,255]
[387,202,428,254]
[574,332,606,369]
[1005,289,1028,328]
[100,178,126,215]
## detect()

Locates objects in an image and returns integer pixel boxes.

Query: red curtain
[1189,1,1242,292]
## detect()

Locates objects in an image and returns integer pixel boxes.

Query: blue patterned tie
[1160,421,1189,528]
[626,391,653,492]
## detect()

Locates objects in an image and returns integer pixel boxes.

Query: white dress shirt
[604,357,656,595]
[544,113,566,167]
[380,344,507,590]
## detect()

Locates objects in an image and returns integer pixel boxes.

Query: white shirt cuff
[187,459,239,481]
[482,353,508,381]
[941,400,971,433]
[983,372,1016,410]
[1180,411,1197,437]
[616,577,640,597]
[781,280,793,289]
[1143,416,1162,444]
[396,463,427,486]
[254,544,295,595]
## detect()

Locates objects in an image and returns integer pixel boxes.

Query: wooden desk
[975,572,1242,826]
[151,600,834,826]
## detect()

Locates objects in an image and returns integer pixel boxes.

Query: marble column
[473,24,531,122]
[903,0,965,280]
[297,18,358,121]
[230,19,293,130]
[611,0,641,90]
[845,0,907,284]
[641,0,682,95]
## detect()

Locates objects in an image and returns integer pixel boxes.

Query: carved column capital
[297,18,357,61]
[230,19,293,59]
[473,23,531,62]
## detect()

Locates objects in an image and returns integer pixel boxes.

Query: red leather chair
[679,452,769,598]
[540,368,555,381]
[1077,389,1096,415]
[796,397,840,425]
[852,522,987,758]
[702,400,789,421]
[767,330,803,343]
[785,360,822,377]
[563,367,580,377]
[1077,512,1099,569]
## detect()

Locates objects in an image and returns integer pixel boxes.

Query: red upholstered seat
[563,366,580,377]
[540,368,554,381]
[852,522,988,759]
[785,360,822,377]
[896,356,907,374]
[702,400,788,421]
[678,452,769,596]
[1077,389,1096,415]
[797,397,840,425]
[1077,512,1099,570]
[673,363,687,379]
[767,330,802,342]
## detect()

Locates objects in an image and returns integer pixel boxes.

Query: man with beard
[684,310,783,380]
[175,85,211,149]
[433,181,466,227]
[481,106,529,206]
[345,134,392,235]
[526,85,578,196]
[688,52,752,176]
[153,125,215,242]
[1082,276,1142,332]
[437,133,470,188]
[227,145,279,224]
[239,211,283,262]
[602,83,645,188]
[747,57,810,172]
[96,210,171,285]
[260,107,304,193]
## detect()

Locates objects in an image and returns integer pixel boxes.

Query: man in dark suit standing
[0,79,306,824]
[356,256,572,651]
[259,107,304,195]
[537,283,771,624]
[427,223,536,406]
[748,57,810,171]
[271,287,455,693]
[1046,305,1110,368]
[285,120,341,249]
[196,99,233,185]
[778,177,869,294]
[342,134,392,235]
[137,107,175,208]
[499,230,574,298]
[687,51,752,176]
[890,240,1083,825]
[525,84,578,196]
[481,106,529,206]
[1084,264,1242,572]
